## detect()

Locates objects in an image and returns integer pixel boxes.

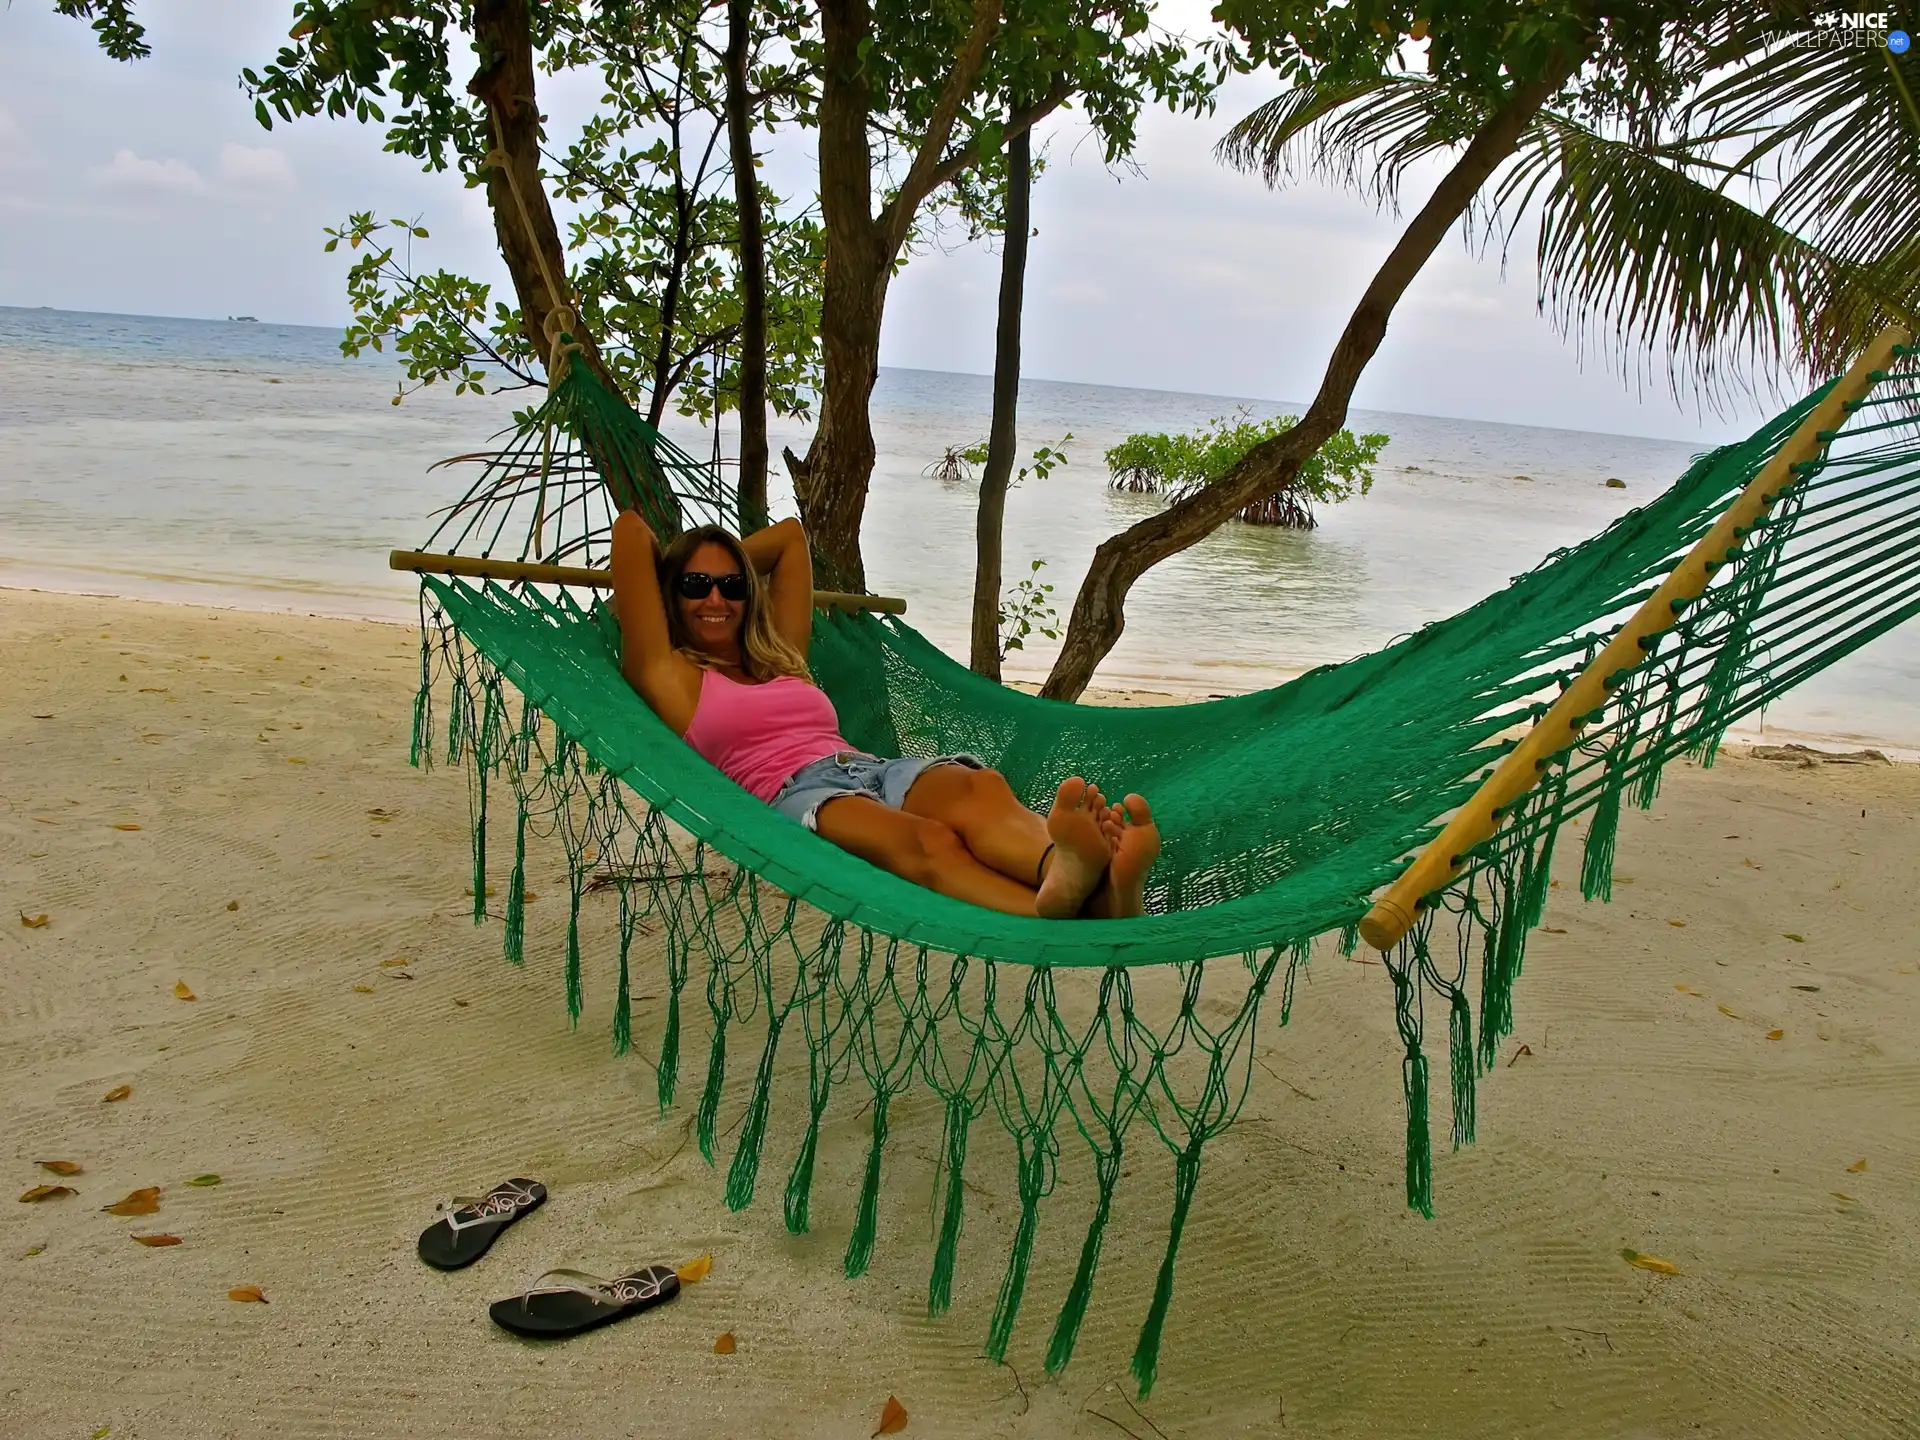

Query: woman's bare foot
[1036,777,1113,918]
[1100,794,1159,918]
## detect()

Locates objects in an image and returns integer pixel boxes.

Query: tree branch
[921,76,1074,201]
[878,0,1004,257]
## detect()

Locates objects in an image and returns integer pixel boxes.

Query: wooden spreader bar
[1358,324,1912,952]
[390,548,908,615]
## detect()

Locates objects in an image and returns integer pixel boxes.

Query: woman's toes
[1038,778,1114,919]
[1107,795,1160,919]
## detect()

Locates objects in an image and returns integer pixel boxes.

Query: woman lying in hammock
[610,510,1159,918]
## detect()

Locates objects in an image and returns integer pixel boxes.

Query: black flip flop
[488,1266,682,1339]
[416,1178,547,1270]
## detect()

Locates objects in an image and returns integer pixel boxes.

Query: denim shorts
[771,750,983,831]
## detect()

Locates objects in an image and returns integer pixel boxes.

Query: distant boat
[228,315,259,322]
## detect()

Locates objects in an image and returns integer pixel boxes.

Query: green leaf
[187,1174,222,1187]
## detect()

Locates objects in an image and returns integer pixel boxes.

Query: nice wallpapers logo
[1782,11,1913,50]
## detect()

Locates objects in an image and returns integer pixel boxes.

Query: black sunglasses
[675,570,751,602]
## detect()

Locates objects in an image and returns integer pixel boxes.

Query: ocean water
[3,305,1915,750]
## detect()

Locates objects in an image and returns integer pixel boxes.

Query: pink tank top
[682,669,851,802]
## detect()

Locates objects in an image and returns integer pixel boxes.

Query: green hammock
[406,339,1919,1393]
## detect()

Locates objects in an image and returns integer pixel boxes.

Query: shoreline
[7,576,1914,762]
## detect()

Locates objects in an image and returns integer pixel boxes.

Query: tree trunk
[645,127,695,429]
[726,0,770,532]
[798,0,1004,592]
[797,0,888,590]
[970,122,1032,678]
[1039,59,1585,701]
[467,0,612,392]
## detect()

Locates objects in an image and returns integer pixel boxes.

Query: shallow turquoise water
[3,305,1913,749]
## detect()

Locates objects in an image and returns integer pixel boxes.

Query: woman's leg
[899,765,1047,878]
[903,766,1112,919]
[812,795,1044,916]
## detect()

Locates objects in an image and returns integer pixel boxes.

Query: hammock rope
[402,332,1918,1393]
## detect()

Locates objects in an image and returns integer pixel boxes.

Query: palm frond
[1216,75,1491,208]
[1505,107,1917,394]
[1687,39,1920,268]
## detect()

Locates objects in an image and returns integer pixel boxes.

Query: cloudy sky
[0,1,1783,442]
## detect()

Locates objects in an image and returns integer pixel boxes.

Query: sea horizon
[0,302,1722,449]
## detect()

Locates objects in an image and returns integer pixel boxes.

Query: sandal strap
[517,1266,669,1308]
[443,1179,538,1233]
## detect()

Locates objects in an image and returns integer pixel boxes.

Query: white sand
[3,588,1918,1439]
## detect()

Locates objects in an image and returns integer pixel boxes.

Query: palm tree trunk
[970,123,1032,678]
[726,0,770,532]
[1039,57,1585,701]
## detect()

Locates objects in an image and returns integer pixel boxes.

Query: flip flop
[488,1266,682,1339]
[416,1178,547,1270]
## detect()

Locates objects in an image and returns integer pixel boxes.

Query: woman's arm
[610,509,702,733]
[740,516,813,657]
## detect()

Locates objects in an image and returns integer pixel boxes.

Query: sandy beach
[4,586,1918,1440]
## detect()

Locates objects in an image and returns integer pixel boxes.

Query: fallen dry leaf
[873,1395,908,1436]
[714,1332,737,1355]
[453,999,470,1008]
[1675,985,1700,996]
[675,1253,713,1285]
[36,1160,83,1176]
[20,912,49,929]
[379,958,410,968]
[23,1245,46,1257]
[1847,1159,1867,1174]
[1783,933,1805,943]
[1717,1005,1740,1019]
[226,900,239,911]
[188,1174,222,1187]
[174,981,197,1002]
[112,823,142,832]
[1766,1029,1784,1041]
[286,757,306,765]
[102,1084,132,1103]
[1831,1191,1856,1203]
[20,1184,77,1203]
[1668,920,1686,928]
[1622,1248,1680,1275]
[91,1427,110,1439]
[102,1186,161,1217]
[228,1285,268,1303]
[352,985,375,994]
[132,1233,182,1247]
[1539,926,1567,934]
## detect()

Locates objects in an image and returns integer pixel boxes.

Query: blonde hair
[658,525,811,682]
